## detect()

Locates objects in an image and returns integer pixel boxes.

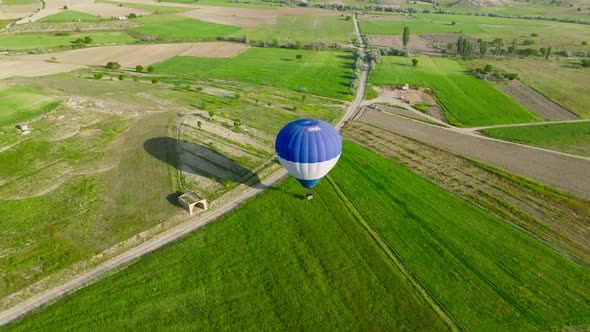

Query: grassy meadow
[467,58,590,118]
[37,10,102,23]
[0,32,137,50]
[359,13,590,51]
[370,56,540,126]
[480,122,590,157]
[330,142,590,330]
[233,15,355,43]
[154,48,355,100]
[131,14,240,40]
[4,175,450,331]
[0,85,60,126]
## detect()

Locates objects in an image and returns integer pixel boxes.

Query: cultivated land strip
[358,109,590,198]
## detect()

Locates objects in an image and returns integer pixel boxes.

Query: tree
[296,54,303,60]
[411,58,419,66]
[135,65,143,72]
[508,38,518,55]
[479,40,488,57]
[83,36,92,44]
[581,59,590,68]
[118,74,124,80]
[345,15,352,21]
[483,64,493,73]
[128,13,137,18]
[94,73,103,79]
[197,121,202,129]
[208,111,214,120]
[147,65,154,73]
[151,78,158,84]
[402,26,410,48]
[544,46,552,59]
[492,38,503,56]
[185,85,191,91]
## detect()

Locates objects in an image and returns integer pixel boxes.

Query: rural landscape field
[0,0,589,329]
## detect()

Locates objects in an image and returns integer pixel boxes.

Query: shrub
[94,73,103,79]
[133,76,139,82]
[105,62,121,69]
[581,59,590,68]
[118,74,124,80]
[147,65,154,73]
[135,65,143,72]
[128,13,137,18]
[151,79,159,84]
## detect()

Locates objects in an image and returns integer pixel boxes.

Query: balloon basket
[305,193,314,200]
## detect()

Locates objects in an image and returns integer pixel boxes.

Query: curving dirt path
[358,109,590,199]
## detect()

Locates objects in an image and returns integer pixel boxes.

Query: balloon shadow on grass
[144,137,273,192]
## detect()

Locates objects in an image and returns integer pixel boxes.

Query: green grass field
[233,15,355,43]
[330,142,590,330]
[467,58,590,118]
[0,32,137,50]
[4,168,450,331]
[480,122,590,157]
[131,14,240,40]
[101,0,186,14]
[0,86,60,127]
[37,10,102,22]
[370,56,540,126]
[359,13,590,51]
[6,142,590,331]
[154,48,355,100]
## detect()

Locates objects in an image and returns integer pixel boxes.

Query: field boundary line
[325,175,461,332]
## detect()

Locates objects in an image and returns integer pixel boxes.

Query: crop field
[233,15,354,43]
[0,72,345,303]
[100,1,187,15]
[3,172,450,331]
[0,85,60,127]
[131,14,241,40]
[154,48,355,100]
[359,13,590,50]
[330,142,590,331]
[37,10,102,23]
[160,0,277,9]
[480,122,590,157]
[6,141,590,330]
[467,58,590,118]
[369,56,540,126]
[0,32,137,50]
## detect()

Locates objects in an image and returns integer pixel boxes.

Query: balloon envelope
[275,119,342,189]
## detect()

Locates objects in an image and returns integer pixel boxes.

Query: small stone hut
[178,192,208,215]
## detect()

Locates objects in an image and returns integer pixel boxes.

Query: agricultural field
[480,122,590,157]
[2,173,451,331]
[0,32,137,50]
[467,58,590,118]
[37,10,102,23]
[358,13,590,51]
[154,47,355,100]
[233,15,355,43]
[369,56,540,126]
[5,142,590,331]
[131,14,240,40]
[0,72,344,304]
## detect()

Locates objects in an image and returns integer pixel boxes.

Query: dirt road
[358,109,590,198]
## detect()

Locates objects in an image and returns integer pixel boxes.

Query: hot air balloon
[275,119,342,198]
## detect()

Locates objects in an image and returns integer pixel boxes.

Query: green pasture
[154,48,355,100]
[0,86,60,127]
[0,32,137,50]
[467,58,590,118]
[359,13,590,50]
[234,15,355,43]
[480,121,590,157]
[131,14,240,40]
[38,10,102,22]
[369,56,540,126]
[4,168,450,331]
[330,142,590,331]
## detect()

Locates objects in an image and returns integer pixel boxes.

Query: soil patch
[367,34,439,54]
[357,108,590,199]
[496,80,578,121]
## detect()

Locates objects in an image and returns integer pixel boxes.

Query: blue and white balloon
[275,119,342,189]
